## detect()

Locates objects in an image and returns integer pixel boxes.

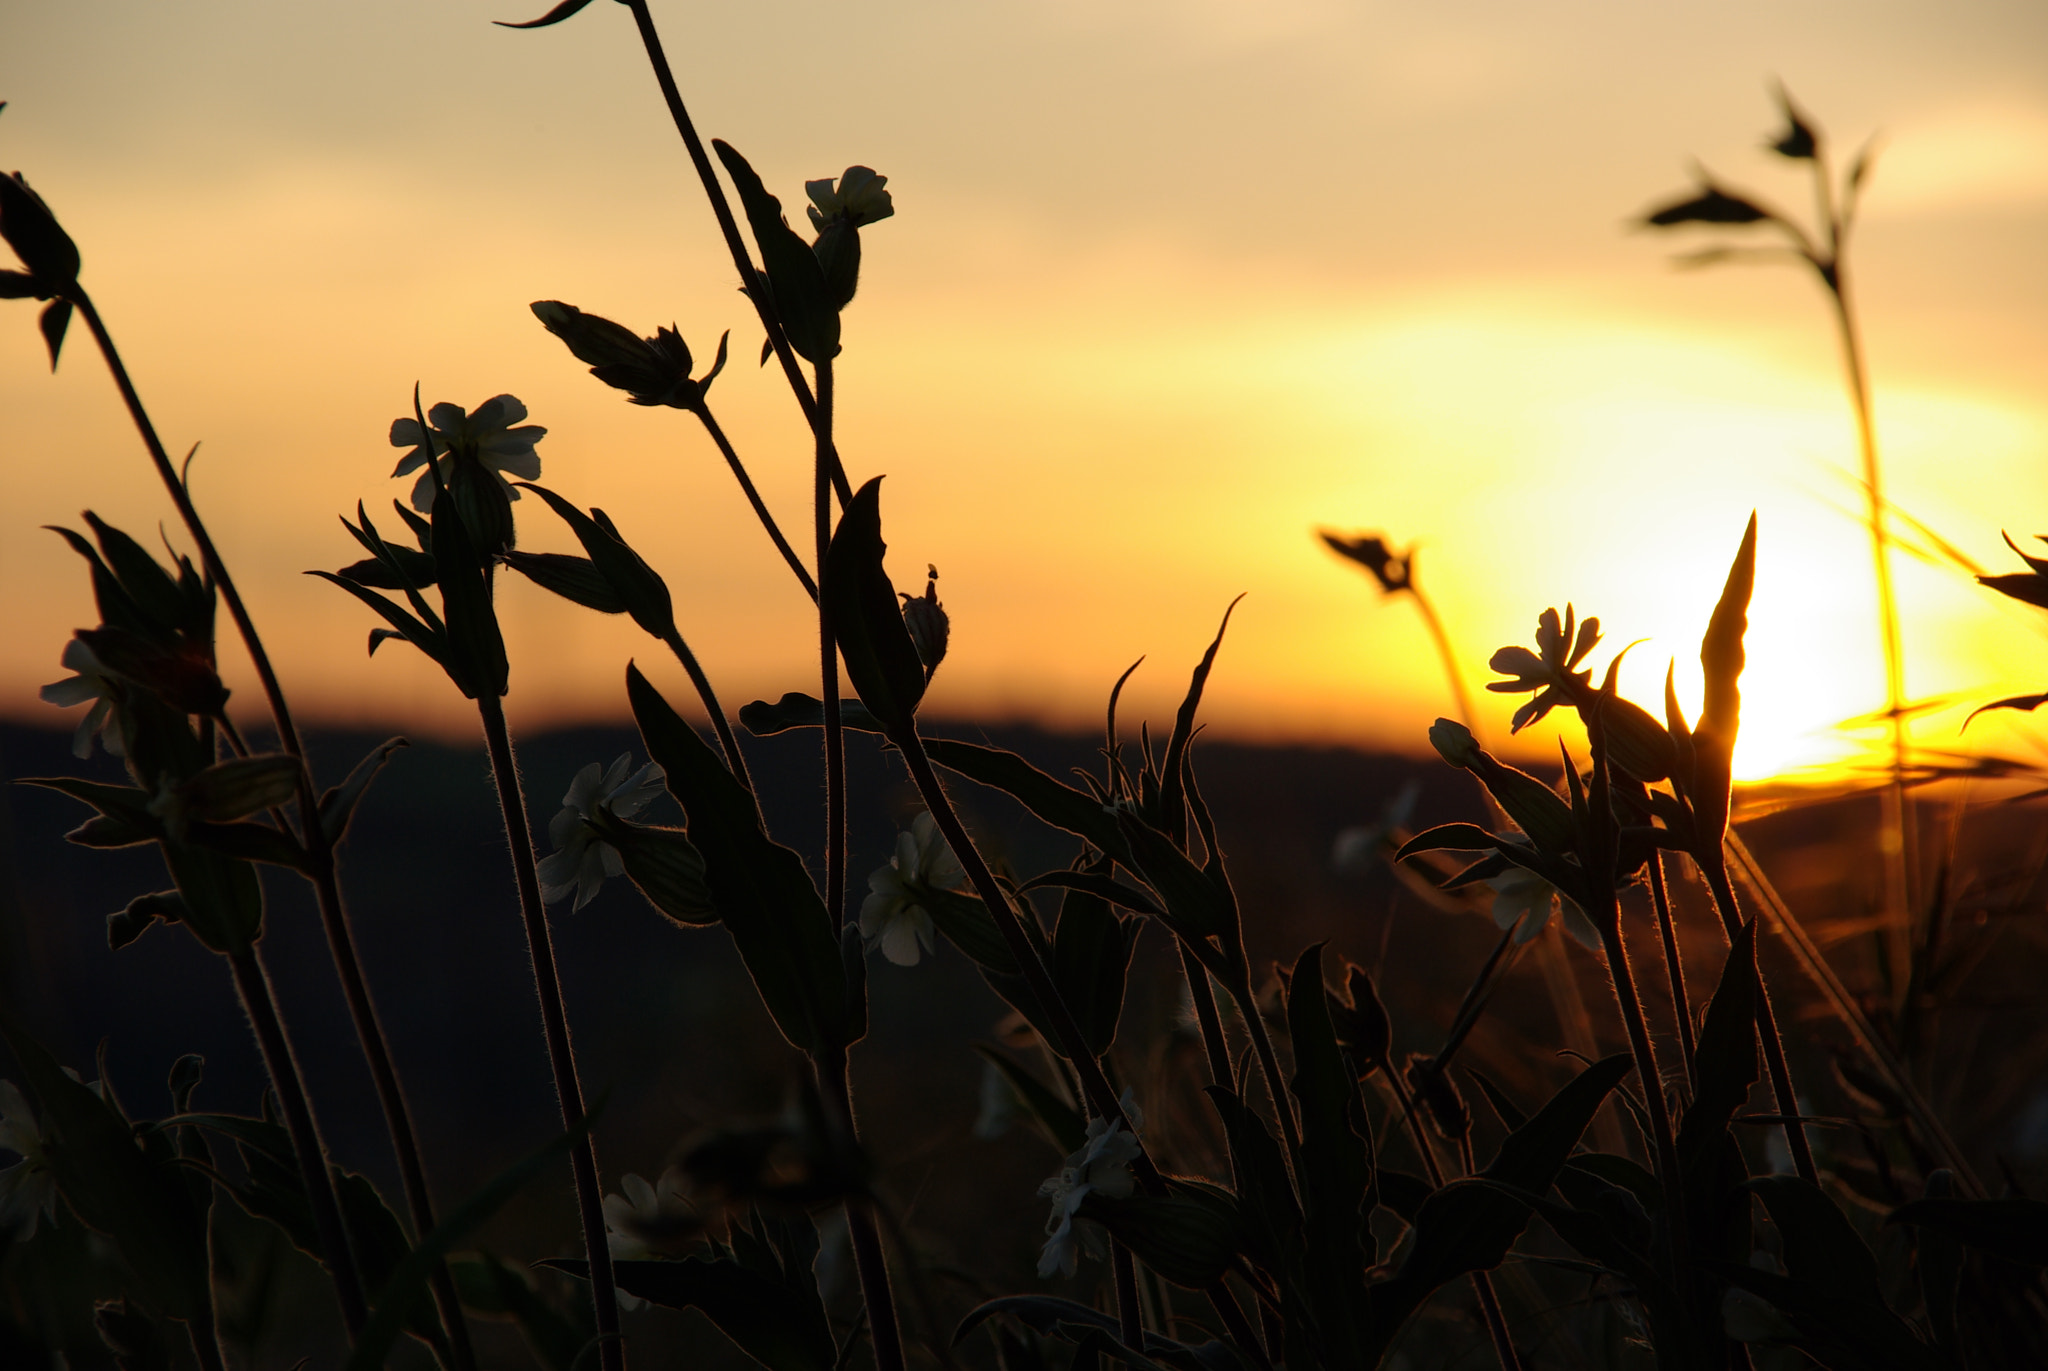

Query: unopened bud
[900,565,948,681]
[1427,717,1481,769]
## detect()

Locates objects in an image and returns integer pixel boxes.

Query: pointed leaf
[319,737,407,845]
[820,477,926,732]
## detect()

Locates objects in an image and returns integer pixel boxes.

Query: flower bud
[0,167,80,293]
[1428,717,1481,768]
[76,627,229,718]
[900,565,949,681]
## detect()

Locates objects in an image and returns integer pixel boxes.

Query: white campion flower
[388,394,546,513]
[0,1080,58,1240]
[39,638,125,760]
[1487,866,1601,951]
[602,1166,698,1260]
[1036,1092,1145,1279]
[858,812,965,967]
[537,754,666,911]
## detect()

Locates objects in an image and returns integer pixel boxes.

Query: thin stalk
[1648,853,1697,1084]
[816,360,846,927]
[813,1048,906,1371]
[228,947,367,1336]
[1230,975,1306,1175]
[620,0,852,507]
[658,626,750,790]
[1408,584,1479,742]
[476,695,624,1370]
[1112,1237,1145,1348]
[692,403,816,600]
[1724,832,1983,1194]
[1593,922,1690,1277]
[77,293,474,1366]
[1457,1136,1527,1371]
[1696,859,1819,1183]
[1385,1065,1447,1188]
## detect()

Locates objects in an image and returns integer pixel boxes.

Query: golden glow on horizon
[2,1,2045,788]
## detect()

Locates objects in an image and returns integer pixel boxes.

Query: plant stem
[1456,1136,1526,1371]
[228,947,367,1337]
[1696,859,1818,1184]
[1724,832,1983,1194]
[1112,1237,1146,1348]
[77,293,474,1367]
[1409,583,1479,742]
[692,403,816,600]
[1648,853,1697,1084]
[1593,921,1690,1278]
[816,361,847,927]
[1229,975,1306,1176]
[186,1299,228,1371]
[476,694,624,1370]
[812,1047,906,1371]
[1179,943,1235,1090]
[620,0,852,507]
[658,626,750,791]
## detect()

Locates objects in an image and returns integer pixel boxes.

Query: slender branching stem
[692,403,816,600]
[815,361,847,928]
[658,626,750,791]
[1724,833,1983,1194]
[1408,584,1480,742]
[1648,853,1697,1084]
[475,694,624,1370]
[1594,921,1690,1278]
[1179,943,1235,1091]
[1696,859,1818,1183]
[812,1047,907,1371]
[228,947,367,1337]
[619,0,852,507]
[76,292,475,1367]
[1456,1135,1526,1371]
[1112,1237,1146,1347]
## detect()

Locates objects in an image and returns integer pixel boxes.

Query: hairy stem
[1112,1237,1145,1348]
[1697,858,1818,1183]
[1456,1135,1526,1371]
[476,695,624,1370]
[658,626,750,791]
[620,0,851,507]
[813,1047,906,1371]
[228,947,367,1337]
[693,403,816,600]
[816,361,847,927]
[1648,853,1697,1084]
[1594,922,1690,1278]
[78,293,473,1366]
[1179,943,1235,1091]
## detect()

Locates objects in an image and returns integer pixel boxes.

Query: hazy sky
[3,0,2046,778]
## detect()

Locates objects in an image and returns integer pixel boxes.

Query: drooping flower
[1036,1092,1144,1279]
[39,637,125,759]
[0,1080,58,1240]
[858,812,965,966]
[388,395,545,513]
[602,1166,699,1260]
[537,754,666,910]
[804,167,894,231]
[1487,866,1600,951]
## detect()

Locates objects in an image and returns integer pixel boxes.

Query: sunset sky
[3,0,2046,781]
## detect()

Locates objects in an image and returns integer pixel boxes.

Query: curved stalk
[691,403,816,600]
[228,947,367,1337]
[817,361,847,928]
[657,626,750,791]
[476,695,624,1370]
[619,0,851,507]
[76,293,474,1367]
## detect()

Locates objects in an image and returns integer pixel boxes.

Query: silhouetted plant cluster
[4,19,2047,1371]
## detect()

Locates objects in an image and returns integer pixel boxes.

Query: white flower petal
[389,417,423,448]
[39,676,97,707]
[428,401,468,432]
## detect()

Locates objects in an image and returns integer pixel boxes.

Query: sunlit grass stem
[475,693,625,1370]
[75,292,474,1365]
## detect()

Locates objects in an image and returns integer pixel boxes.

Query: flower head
[0,1080,58,1240]
[805,167,894,231]
[39,638,126,759]
[1035,1092,1144,1279]
[531,301,727,410]
[1319,530,1413,595]
[1486,605,1602,733]
[858,812,965,966]
[537,754,666,911]
[602,1166,700,1260]
[388,395,545,514]
[1486,866,1599,951]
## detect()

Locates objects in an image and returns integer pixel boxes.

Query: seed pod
[900,564,949,681]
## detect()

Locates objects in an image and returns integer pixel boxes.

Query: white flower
[39,638,125,760]
[858,812,965,966]
[0,1080,58,1240]
[388,394,546,513]
[805,167,894,230]
[1035,1092,1144,1279]
[1487,866,1600,951]
[602,1166,698,1260]
[537,754,666,910]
